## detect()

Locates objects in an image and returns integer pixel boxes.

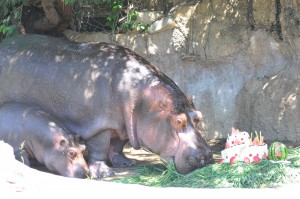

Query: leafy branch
[0,0,27,37]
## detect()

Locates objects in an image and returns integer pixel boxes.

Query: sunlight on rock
[213,131,222,139]
[262,82,269,90]
[148,43,158,54]
[271,41,279,50]
[235,11,239,18]
[216,31,220,39]
[285,94,297,110]
[271,75,278,80]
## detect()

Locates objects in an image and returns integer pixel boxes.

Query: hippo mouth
[173,139,214,174]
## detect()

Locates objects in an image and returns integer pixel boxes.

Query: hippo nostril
[75,168,90,179]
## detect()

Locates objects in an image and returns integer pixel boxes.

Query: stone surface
[63,29,112,43]
[62,0,300,144]
[136,11,163,25]
[148,16,177,34]
[235,44,300,143]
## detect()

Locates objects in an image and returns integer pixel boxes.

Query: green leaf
[3,7,9,16]
[112,5,122,12]
[13,10,21,20]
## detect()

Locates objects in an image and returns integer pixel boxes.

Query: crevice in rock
[247,0,256,30]
[273,0,283,41]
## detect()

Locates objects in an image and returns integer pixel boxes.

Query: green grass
[112,148,300,188]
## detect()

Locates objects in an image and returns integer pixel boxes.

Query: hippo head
[44,130,89,178]
[133,83,213,174]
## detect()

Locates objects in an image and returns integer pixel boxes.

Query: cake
[220,128,268,163]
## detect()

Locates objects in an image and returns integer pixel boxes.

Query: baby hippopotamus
[0,102,89,178]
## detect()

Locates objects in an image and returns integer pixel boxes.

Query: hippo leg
[16,150,30,166]
[108,138,136,168]
[86,130,114,178]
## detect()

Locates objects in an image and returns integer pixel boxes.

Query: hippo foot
[110,153,136,168]
[89,161,115,179]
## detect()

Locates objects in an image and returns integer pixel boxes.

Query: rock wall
[63,0,300,144]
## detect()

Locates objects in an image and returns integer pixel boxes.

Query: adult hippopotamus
[0,34,213,178]
[0,102,89,178]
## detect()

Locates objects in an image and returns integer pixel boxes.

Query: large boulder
[235,42,300,143]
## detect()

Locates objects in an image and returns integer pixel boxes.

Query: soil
[30,139,226,180]
[31,138,298,180]
[105,138,227,180]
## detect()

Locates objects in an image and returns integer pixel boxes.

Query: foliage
[113,148,300,188]
[0,0,27,37]
[105,0,123,31]
[0,0,149,39]
[105,1,148,33]
[120,9,149,32]
[65,0,149,33]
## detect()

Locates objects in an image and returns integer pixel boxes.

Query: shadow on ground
[31,139,298,180]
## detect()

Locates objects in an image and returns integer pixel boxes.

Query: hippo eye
[172,114,187,130]
[68,149,77,160]
[176,118,182,125]
[175,118,186,129]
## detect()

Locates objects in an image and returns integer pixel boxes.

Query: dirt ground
[3,139,300,199]
[104,138,226,180]
[32,138,298,180]
[30,139,225,179]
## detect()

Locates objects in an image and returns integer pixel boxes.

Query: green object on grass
[268,142,288,161]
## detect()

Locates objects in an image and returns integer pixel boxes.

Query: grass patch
[112,148,300,188]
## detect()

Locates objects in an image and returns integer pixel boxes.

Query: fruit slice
[230,156,236,164]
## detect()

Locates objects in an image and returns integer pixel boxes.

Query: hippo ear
[74,134,85,144]
[59,138,68,148]
[74,135,86,152]
[188,110,203,127]
[159,101,167,111]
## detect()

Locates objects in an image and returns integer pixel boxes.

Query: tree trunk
[32,0,61,31]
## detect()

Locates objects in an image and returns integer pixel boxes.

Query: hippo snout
[66,161,90,178]
[174,145,213,175]
[74,168,90,179]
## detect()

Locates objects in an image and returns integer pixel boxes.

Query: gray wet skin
[0,102,89,178]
